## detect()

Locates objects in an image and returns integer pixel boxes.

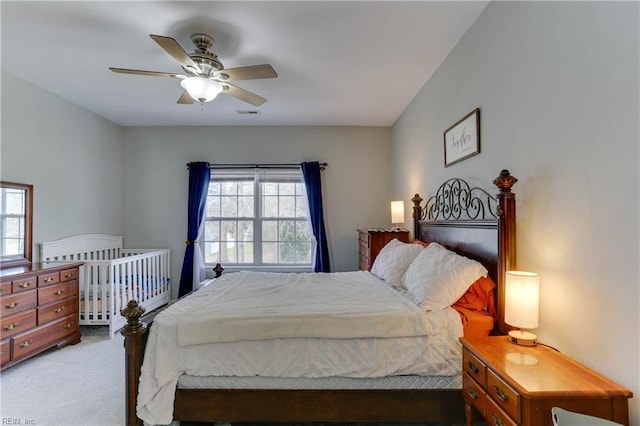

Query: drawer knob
[492,413,505,426]
[44,277,54,283]
[18,282,32,288]
[3,322,18,331]
[493,385,509,402]
[64,321,75,329]
[19,339,33,348]
[466,386,478,400]
[4,302,18,309]
[54,307,65,314]
[53,289,65,296]
[467,361,479,374]
[64,273,73,279]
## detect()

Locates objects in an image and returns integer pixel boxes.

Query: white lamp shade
[391,201,405,224]
[180,77,223,102]
[504,271,539,329]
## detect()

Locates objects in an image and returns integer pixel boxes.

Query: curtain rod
[188,162,327,170]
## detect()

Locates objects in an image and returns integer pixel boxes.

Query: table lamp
[390,201,405,230]
[505,270,539,346]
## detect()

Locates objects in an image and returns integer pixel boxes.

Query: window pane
[279,196,295,217]
[262,195,278,217]
[263,182,278,195]
[237,242,253,263]
[6,191,24,215]
[204,242,220,264]
[206,196,221,217]
[295,242,313,263]
[279,220,296,241]
[279,183,295,195]
[238,196,254,217]
[295,196,306,218]
[221,196,238,217]
[238,182,254,196]
[262,242,277,263]
[4,218,22,237]
[220,241,236,263]
[262,220,277,241]
[296,221,312,240]
[279,242,295,263]
[205,221,220,241]
[238,220,254,241]
[221,182,237,195]
[209,182,221,196]
[221,221,237,240]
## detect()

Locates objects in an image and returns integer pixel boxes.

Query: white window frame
[202,167,315,274]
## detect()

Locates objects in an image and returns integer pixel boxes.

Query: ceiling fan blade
[149,34,199,72]
[109,67,182,78]
[221,83,267,106]
[218,64,278,81]
[177,90,195,104]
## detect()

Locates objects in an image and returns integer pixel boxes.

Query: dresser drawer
[0,339,10,365]
[463,372,487,417]
[358,233,370,247]
[486,396,518,426]
[1,290,37,317]
[463,347,487,386]
[1,309,37,338]
[12,277,37,293]
[0,282,10,296]
[38,271,60,287]
[38,298,77,324]
[488,369,520,422]
[60,268,79,282]
[11,314,78,359]
[38,281,78,305]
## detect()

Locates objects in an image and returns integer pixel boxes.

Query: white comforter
[137,271,463,425]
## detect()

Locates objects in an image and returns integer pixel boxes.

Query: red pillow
[412,239,430,248]
[453,275,497,318]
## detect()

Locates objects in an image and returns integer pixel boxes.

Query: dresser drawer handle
[53,289,65,296]
[19,339,33,348]
[492,413,504,426]
[493,385,509,402]
[54,307,65,314]
[18,282,32,288]
[467,361,479,374]
[64,321,75,329]
[4,302,18,309]
[44,277,55,283]
[3,322,18,331]
[466,386,478,400]
[63,273,74,279]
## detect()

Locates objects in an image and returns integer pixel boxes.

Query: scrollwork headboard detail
[411,169,518,335]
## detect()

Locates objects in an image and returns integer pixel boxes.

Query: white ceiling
[1,1,488,127]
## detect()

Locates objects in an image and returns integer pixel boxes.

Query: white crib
[40,234,171,338]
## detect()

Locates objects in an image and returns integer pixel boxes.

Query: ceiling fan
[109,33,277,106]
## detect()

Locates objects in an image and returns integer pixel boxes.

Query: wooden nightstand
[357,228,409,271]
[461,336,632,426]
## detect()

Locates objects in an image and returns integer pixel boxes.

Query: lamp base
[508,329,537,346]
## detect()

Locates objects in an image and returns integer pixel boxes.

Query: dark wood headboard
[411,170,517,334]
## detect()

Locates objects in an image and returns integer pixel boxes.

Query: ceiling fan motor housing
[186,33,225,78]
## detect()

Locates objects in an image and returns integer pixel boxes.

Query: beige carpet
[0,326,124,426]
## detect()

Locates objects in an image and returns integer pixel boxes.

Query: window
[1,186,27,260]
[203,168,314,270]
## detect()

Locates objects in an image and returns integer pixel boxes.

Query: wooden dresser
[357,228,410,271]
[461,336,632,426]
[0,261,83,370]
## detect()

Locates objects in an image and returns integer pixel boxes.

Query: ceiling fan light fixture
[180,77,223,102]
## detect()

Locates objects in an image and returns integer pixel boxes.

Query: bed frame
[121,169,517,426]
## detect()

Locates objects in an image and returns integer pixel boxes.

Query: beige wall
[121,126,392,294]
[1,70,123,252]
[391,2,639,423]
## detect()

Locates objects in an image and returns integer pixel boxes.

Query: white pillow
[403,242,487,310]
[370,239,424,290]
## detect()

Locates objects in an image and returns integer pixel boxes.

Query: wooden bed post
[411,193,424,239]
[493,169,517,335]
[121,300,148,426]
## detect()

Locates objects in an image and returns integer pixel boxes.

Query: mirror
[0,181,33,268]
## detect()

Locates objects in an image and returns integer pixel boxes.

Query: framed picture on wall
[443,108,480,167]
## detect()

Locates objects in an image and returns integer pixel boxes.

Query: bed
[121,169,518,426]
[40,234,171,338]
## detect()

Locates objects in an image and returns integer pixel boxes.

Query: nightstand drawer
[463,372,486,417]
[463,347,487,386]
[488,369,520,422]
[486,397,517,426]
